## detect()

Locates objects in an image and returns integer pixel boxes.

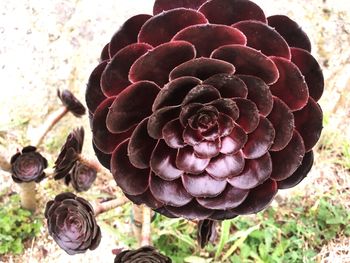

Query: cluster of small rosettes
[86,0,323,220]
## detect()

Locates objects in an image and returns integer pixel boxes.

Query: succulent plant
[54,127,84,180]
[86,0,323,220]
[45,192,101,255]
[57,89,86,117]
[10,146,48,183]
[114,246,172,263]
[65,162,97,192]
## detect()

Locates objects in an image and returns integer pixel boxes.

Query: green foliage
[149,195,349,263]
[0,194,42,255]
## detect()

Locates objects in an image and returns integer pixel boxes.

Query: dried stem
[78,154,105,173]
[141,206,152,246]
[93,196,129,216]
[132,205,143,246]
[31,107,69,147]
[0,154,11,173]
[19,182,37,212]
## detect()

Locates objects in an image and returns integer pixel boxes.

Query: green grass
[0,193,42,255]
[141,194,350,263]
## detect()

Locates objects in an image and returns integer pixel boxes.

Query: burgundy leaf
[212,45,279,85]
[153,0,208,15]
[179,103,203,126]
[138,8,207,47]
[243,116,275,159]
[129,41,196,86]
[209,99,239,121]
[148,106,181,139]
[109,14,152,57]
[267,15,311,52]
[197,185,249,210]
[220,126,248,154]
[228,153,272,189]
[101,43,152,97]
[268,97,294,151]
[176,146,210,174]
[183,125,204,146]
[92,97,133,154]
[173,24,246,57]
[199,0,266,25]
[92,143,111,170]
[291,47,324,101]
[86,61,107,114]
[150,175,192,207]
[182,172,227,198]
[166,200,214,220]
[106,81,160,133]
[100,43,110,61]
[181,84,221,105]
[170,58,235,81]
[193,139,221,159]
[293,98,323,152]
[238,75,273,116]
[152,76,201,111]
[209,210,238,220]
[203,73,248,99]
[278,151,314,189]
[111,140,149,195]
[162,119,186,148]
[218,113,235,136]
[150,140,183,180]
[128,118,158,169]
[205,151,245,180]
[125,189,164,209]
[269,56,309,111]
[232,179,277,215]
[270,130,305,181]
[233,98,259,133]
[233,20,291,59]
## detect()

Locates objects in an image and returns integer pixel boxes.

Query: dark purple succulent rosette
[54,127,84,180]
[58,89,86,117]
[114,246,172,263]
[65,162,97,192]
[45,192,101,255]
[86,0,324,220]
[10,146,48,183]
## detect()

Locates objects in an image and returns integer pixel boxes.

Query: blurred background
[0,0,349,262]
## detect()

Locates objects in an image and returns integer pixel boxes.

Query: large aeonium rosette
[86,0,324,220]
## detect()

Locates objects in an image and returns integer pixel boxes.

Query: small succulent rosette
[58,89,86,117]
[86,0,324,220]
[65,162,97,192]
[45,192,101,255]
[114,246,172,263]
[10,146,48,183]
[54,127,84,180]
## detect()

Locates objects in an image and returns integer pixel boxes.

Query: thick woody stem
[0,154,11,173]
[31,107,69,147]
[19,182,37,212]
[132,205,143,246]
[141,206,152,246]
[78,154,105,173]
[93,196,129,216]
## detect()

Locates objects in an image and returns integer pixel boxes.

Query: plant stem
[141,206,152,246]
[19,182,37,212]
[0,154,11,172]
[93,196,129,216]
[31,107,69,147]
[132,205,143,246]
[78,154,105,173]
